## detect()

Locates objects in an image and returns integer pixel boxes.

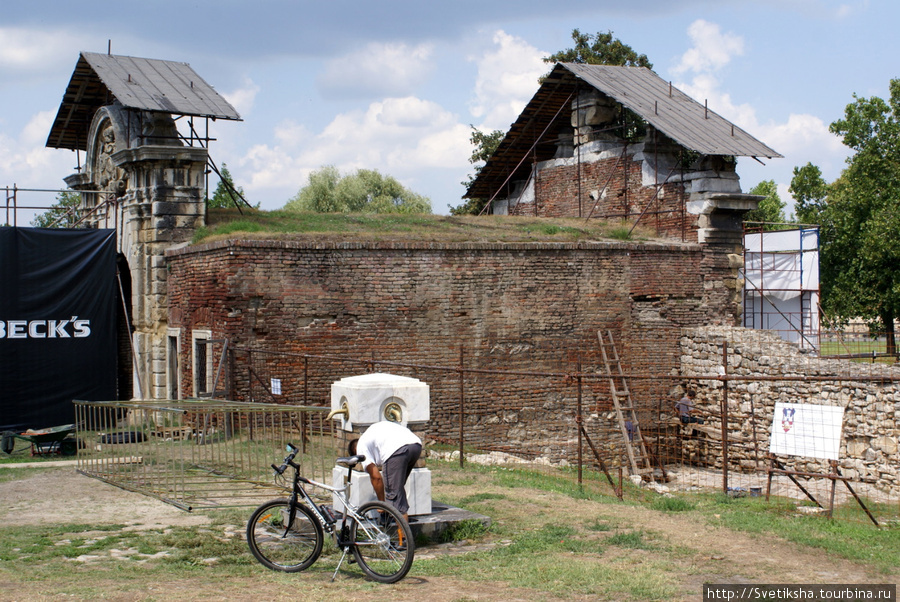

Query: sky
[2,0,897,221]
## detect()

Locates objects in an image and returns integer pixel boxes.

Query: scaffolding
[743,225,820,351]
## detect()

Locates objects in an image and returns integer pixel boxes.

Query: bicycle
[246,443,415,583]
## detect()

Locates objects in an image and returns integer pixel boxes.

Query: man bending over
[348,420,422,521]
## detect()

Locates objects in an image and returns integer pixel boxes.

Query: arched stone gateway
[47,52,241,400]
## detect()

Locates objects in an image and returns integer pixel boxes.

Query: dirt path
[0,466,894,601]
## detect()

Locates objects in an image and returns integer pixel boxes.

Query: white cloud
[317,42,434,99]
[0,27,89,75]
[754,113,843,159]
[672,20,744,76]
[223,78,260,117]
[834,1,868,19]
[238,96,471,207]
[468,30,546,130]
[669,18,851,212]
[0,111,77,224]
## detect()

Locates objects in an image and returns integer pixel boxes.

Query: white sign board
[769,402,844,460]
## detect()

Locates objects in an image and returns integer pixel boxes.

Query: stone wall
[679,325,900,496]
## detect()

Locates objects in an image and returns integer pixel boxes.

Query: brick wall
[166,238,740,460]
[523,153,692,233]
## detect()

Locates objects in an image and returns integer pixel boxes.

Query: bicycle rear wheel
[246,499,323,572]
[350,501,415,583]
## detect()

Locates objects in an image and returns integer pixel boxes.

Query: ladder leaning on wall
[597,330,653,479]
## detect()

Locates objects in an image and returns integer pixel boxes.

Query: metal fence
[74,399,343,510]
[74,332,900,526]
[225,337,900,526]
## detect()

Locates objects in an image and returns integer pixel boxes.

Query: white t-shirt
[356,421,421,470]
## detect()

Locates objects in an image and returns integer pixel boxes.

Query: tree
[284,167,431,214]
[743,180,787,225]
[543,29,653,69]
[451,126,504,216]
[30,190,82,228]
[789,162,829,224]
[818,78,900,355]
[208,164,250,209]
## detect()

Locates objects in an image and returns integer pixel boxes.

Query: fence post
[458,346,465,468]
[248,349,253,403]
[303,356,308,406]
[721,342,730,494]
[577,359,583,487]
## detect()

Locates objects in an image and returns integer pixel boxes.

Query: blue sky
[1,0,896,219]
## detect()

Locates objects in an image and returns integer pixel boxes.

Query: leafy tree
[30,190,82,228]
[451,126,504,216]
[543,29,652,69]
[789,162,829,224]
[818,78,900,355]
[743,180,787,225]
[284,167,431,214]
[209,164,251,209]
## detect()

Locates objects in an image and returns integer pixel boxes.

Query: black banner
[0,227,117,431]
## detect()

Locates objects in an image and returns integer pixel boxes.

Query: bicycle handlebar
[272,442,300,475]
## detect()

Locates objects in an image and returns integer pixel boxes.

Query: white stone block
[332,466,431,516]
[330,373,429,430]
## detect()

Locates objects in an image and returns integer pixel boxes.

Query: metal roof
[46,52,241,151]
[465,63,781,199]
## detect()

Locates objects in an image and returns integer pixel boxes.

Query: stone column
[65,103,208,400]
[113,145,208,399]
[688,192,763,325]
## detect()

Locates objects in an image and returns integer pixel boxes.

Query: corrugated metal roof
[465,63,780,200]
[47,52,241,151]
[564,63,780,158]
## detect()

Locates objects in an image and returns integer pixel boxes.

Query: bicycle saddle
[336,454,366,466]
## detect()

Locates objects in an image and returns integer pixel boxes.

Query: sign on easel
[769,402,844,460]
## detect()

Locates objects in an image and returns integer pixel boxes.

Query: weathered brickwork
[518,151,698,241]
[167,238,742,461]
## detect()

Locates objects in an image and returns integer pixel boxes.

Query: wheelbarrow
[1,424,78,456]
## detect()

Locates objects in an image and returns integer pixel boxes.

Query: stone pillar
[688,192,763,325]
[65,103,207,400]
[113,146,207,399]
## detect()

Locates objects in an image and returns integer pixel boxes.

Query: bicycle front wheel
[350,501,415,583]
[246,499,323,572]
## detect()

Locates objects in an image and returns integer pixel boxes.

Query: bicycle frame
[279,447,392,579]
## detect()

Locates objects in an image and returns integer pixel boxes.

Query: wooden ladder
[598,330,653,478]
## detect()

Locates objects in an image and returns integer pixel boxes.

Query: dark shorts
[382,443,422,515]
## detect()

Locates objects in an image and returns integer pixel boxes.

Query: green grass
[2,460,897,600]
[605,529,658,550]
[697,493,900,574]
[192,208,658,245]
[436,519,491,543]
[818,338,899,364]
[651,495,696,512]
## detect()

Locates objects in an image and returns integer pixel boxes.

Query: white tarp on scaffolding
[743,228,820,349]
[744,229,819,300]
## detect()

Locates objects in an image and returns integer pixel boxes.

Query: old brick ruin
[496,89,743,243]
[467,64,780,244]
[165,232,745,463]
